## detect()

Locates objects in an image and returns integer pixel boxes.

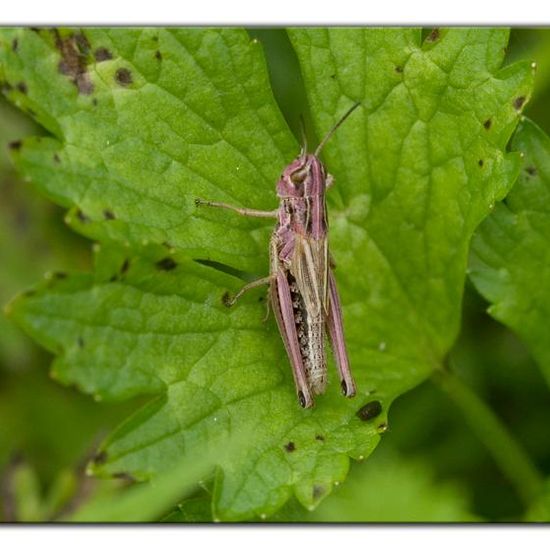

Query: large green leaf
[470,118,550,386]
[1,27,533,520]
[0,28,294,272]
[289,27,532,362]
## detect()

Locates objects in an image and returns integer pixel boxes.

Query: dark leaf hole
[156,257,178,271]
[93,450,108,465]
[356,400,383,421]
[284,441,296,453]
[514,96,526,111]
[76,209,90,223]
[115,68,133,86]
[94,47,113,62]
[422,28,440,43]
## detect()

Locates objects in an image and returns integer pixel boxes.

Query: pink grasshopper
[196,103,359,408]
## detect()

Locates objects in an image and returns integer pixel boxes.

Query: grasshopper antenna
[299,113,308,157]
[314,102,361,157]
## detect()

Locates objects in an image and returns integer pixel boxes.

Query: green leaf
[0,28,294,272]
[1,27,533,520]
[470,119,550,386]
[289,27,532,360]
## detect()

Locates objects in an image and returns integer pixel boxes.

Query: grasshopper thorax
[276,154,327,200]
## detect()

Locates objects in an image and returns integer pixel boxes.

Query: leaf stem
[432,366,544,506]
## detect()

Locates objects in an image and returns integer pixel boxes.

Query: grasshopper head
[276,154,327,199]
[277,103,360,200]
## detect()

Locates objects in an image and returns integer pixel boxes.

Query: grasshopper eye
[290,169,307,184]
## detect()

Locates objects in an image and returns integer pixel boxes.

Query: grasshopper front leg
[223,275,274,307]
[195,197,278,307]
[195,198,278,219]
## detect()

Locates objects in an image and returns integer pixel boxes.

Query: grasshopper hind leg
[326,270,356,398]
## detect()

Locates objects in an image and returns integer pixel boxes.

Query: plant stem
[433,367,544,506]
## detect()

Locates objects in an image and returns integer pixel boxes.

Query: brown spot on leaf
[16,82,27,94]
[103,209,115,220]
[76,209,90,223]
[54,29,94,95]
[478,159,484,167]
[155,50,162,61]
[284,441,296,453]
[356,400,382,421]
[12,38,18,52]
[94,47,113,62]
[514,96,526,111]
[93,450,108,465]
[8,140,22,151]
[312,485,325,500]
[395,65,403,73]
[525,166,537,177]
[115,68,133,86]
[53,153,61,163]
[156,257,177,271]
[109,274,119,282]
[92,98,98,106]
[315,434,325,441]
[120,258,130,274]
[483,119,492,130]
[426,28,440,42]
[53,271,67,279]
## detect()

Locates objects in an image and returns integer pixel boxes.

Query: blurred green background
[1,28,550,522]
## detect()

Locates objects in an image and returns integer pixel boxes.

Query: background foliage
[1,27,550,522]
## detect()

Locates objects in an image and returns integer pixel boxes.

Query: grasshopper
[196,103,360,408]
